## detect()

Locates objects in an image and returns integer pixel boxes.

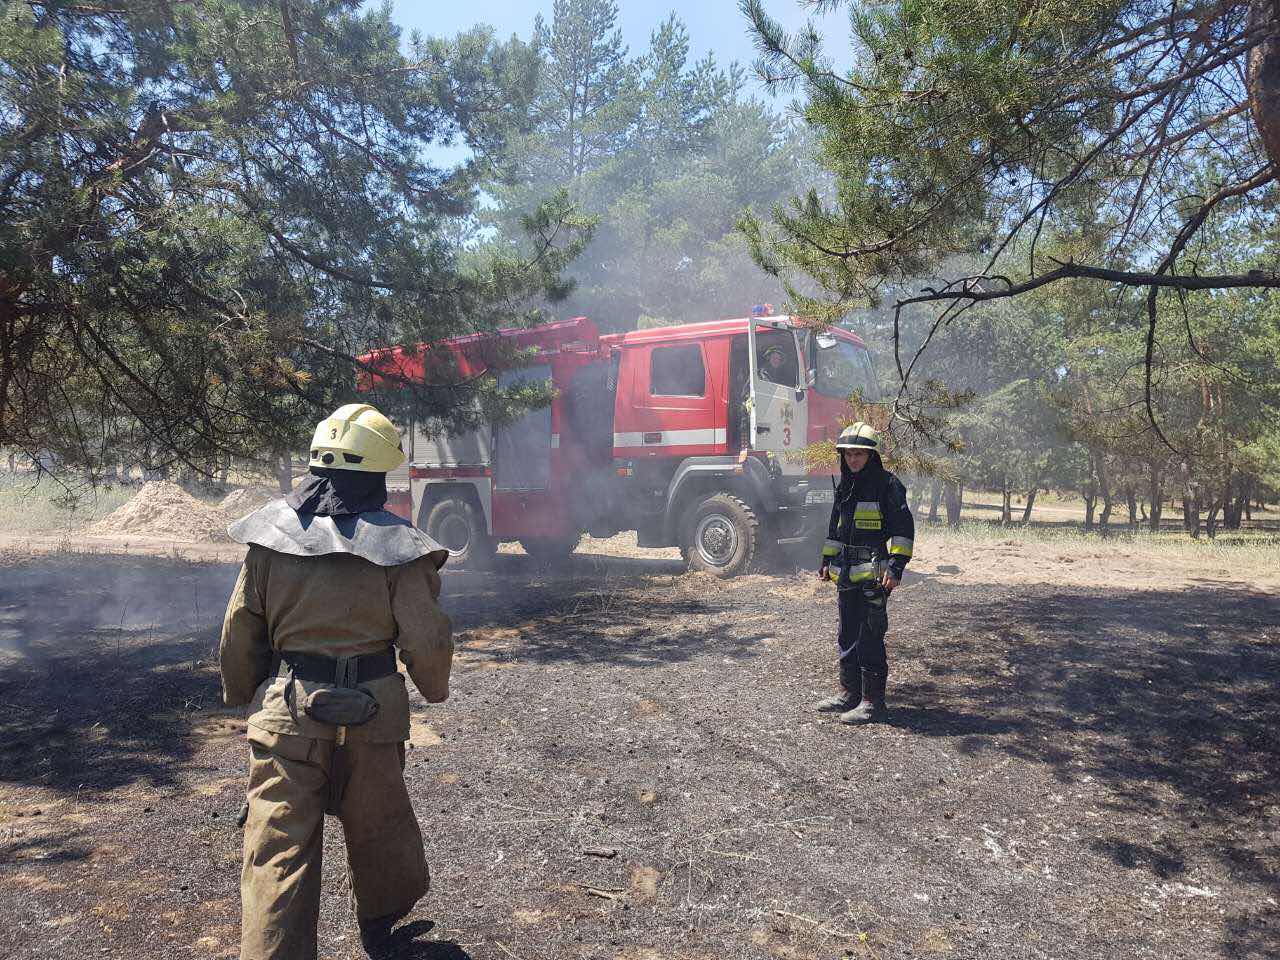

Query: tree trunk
[1021,487,1038,524]
[6,452,14,473]
[1182,461,1201,539]
[1125,485,1139,530]
[1184,498,1202,538]
[1096,454,1114,532]
[1000,480,1012,525]
[277,453,294,494]
[1147,464,1164,532]
[928,478,942,523]
[1248,0,1280,172]
[1083,492,1097,531]
[1225,494,1240,530]
[1205,500,1220,539]
[911,481,925,514]
[943,480,962,527]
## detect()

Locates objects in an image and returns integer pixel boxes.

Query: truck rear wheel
[423,495,495,570]
[683,493,758,577]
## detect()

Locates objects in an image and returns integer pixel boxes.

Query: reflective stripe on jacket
[821,468,915,571]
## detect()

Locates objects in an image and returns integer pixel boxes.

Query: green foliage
[883,235,1280,532]
[0,0,589,477]
[741,0,1276,302]
[484,0,809,330]
[741,0,1280,525]
[741,0,1279,443]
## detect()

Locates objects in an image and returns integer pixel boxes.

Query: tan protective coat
[219,544,452,960]
[220,545,452,740]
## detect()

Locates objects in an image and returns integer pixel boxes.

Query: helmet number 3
[330,428,338,439]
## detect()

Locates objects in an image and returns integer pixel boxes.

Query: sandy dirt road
[0,540,1277,959]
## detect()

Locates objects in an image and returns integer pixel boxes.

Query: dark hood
[285,467,388,517]
[837,449,885,491]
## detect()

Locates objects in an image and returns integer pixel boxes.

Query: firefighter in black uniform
[815,422,915,724]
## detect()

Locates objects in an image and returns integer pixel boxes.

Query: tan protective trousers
[239,728,429,960]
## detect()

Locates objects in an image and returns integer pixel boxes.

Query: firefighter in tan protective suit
[220,404,453,959]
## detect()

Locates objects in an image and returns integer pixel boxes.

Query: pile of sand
[220,485,278,517]
[90,481,234,542]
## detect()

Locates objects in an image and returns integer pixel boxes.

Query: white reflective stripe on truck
[613,428,726,447]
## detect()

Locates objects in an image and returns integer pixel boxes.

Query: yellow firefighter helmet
[308,403,405,473]
[835,421,881,451]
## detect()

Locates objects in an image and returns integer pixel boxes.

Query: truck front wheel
[423,495,495,570]
[683,493,759,577]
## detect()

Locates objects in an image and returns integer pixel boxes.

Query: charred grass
[0,552,1277,959]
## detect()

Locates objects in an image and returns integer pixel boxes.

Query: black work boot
[815,688,859,712]
[816,666,862,712]
[839,670,887,725]
[359,908,411,958]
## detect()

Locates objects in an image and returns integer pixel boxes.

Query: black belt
[839,545,880,563]
[274,649,397,687]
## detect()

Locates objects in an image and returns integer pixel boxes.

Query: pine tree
[0,0,589,476]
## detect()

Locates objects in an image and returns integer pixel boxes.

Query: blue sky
[384,0,851,92]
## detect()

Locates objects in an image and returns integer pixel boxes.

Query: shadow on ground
[0,556,241,797]
[441,552,769,668]
[371,921,473,959]
[892,584,1280,890]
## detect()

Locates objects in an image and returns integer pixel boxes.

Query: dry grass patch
[628,865,661,902]
[408,716,443,747]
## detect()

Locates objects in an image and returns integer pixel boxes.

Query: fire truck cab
[368,313,877,576]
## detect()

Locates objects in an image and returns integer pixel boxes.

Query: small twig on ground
[491,801,558,817]
[580,884,625,901]
[485,816,560,828]
[700,815,834,841]
[705,847,770,864]
[773,909,859,939]
[581,845,618,859]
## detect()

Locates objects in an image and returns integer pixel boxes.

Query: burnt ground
[0,552,1277,960]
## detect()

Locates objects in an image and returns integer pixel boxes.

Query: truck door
[494,364,552,490]
[746,323,808,475]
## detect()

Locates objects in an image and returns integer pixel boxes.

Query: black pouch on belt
[301,687,379,726]
[278,650,396,727]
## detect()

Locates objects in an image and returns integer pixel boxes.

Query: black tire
[682,493,759,577]
[519,533,582,565]
[422,495,495,569]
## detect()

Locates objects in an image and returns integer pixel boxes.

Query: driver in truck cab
[735,343,794,452]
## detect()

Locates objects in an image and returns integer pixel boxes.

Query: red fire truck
[365,313,878,576]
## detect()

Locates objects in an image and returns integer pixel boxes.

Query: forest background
[2,0,1278,539]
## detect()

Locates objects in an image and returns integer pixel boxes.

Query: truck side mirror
[795,387,805,402]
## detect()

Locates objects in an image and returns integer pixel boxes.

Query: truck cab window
[650,345,706,397]
[754,330,799,387]
[812,335,878,400]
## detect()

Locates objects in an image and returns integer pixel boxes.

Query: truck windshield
[812,335,878,400]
